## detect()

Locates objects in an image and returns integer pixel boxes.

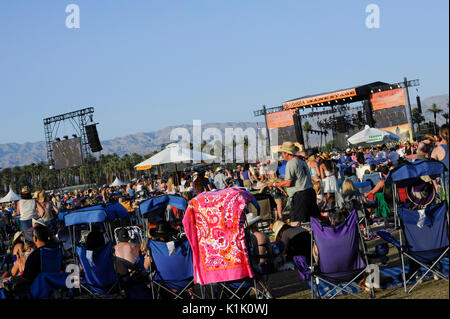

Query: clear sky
[0,0,448,144]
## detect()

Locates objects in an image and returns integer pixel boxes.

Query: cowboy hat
[246,213,263,228]
[278,142,300,156]
[32,218,46,228]
[215,166,224,173]
[253,181,268,190]
[149,221,176,239]
[21,186,30,195]
[13,231,23,244]
[272,220,286,241]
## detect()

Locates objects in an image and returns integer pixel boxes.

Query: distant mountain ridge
[0,94,448,168]
[0,122,263,168]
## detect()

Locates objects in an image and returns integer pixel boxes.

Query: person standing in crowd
[267,142,319,226]
[388,145,399,166]
[39,191,59,234]
[213,167,229,190]
[431,124,449,180]
[193,171,210,195]
[377,145,388,160]
[16,187,43,231]
[417,135,435,160]
[356,147,366,165]
[364,148,373,160]
[319,153,339,199]
[240,163,255,189]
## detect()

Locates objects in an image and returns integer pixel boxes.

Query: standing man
[267,142,320,226]
[213,167,229,190]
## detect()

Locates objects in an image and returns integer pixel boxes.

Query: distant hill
[0,94,448,168]
[0,122,263,168]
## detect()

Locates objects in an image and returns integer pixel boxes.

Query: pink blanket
[182,188,255,285]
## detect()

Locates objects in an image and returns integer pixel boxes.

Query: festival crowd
[0,124,448,298]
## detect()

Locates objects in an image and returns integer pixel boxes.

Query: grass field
[267,229,449,299]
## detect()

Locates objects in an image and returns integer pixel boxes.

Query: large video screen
[52,137,83,169]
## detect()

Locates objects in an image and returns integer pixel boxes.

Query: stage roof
[283,81,389,109]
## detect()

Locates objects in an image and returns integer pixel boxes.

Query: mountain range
[0,94,447,168]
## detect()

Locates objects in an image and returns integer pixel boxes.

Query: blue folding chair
[29,244,71,299]
[377,159,449,294]
[76,242,121,297]
[147,238,200,299]
[377,201,449,293]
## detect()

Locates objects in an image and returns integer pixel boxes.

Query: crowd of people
[0,123,448,298]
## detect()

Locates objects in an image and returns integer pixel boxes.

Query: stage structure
[254,78,420,153]
[43,107,102,169]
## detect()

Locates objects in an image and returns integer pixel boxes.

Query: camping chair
[377,202,449,294]
[76,242,121,297]
[138,195,188,239]
[247,193,276,234]
[29,244,72,299]
[147,237,200,299]
[309,210,375,299]
[376,160,449,294]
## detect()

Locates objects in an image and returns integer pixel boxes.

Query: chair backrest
[398,201,449,254]
[40,245,63,273]
[362,173,381,186]
[148,238,193,281]
[311,211,366,275]
[76,242,118,289]
[356,165,371,181]
[344,175,358,185]
[248,194,273,221]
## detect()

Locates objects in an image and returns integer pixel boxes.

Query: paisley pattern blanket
[182,188,255,285]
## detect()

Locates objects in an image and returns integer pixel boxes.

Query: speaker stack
[85,124,103,152]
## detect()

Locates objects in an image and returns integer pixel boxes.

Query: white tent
[348,125,400,145]
[110,177,127,187]
[0,186,22,203]
[134,143,217,169]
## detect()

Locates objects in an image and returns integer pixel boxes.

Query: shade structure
[0,186,21,203]
[348,125,399,145]
[134,143,217,169]
[110,177,127,187]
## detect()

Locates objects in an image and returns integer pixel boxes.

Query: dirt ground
[266,229,449,299]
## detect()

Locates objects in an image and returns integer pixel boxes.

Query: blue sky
[0,0,448,144]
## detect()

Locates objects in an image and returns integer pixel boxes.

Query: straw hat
[253,181,268,190]
[32,218,46,228]
[278,142,300,156]
[246,213,262,228]
[21,186,30,195]
[215,166,224,173]
[13,231,23,244]
[272,220,286,240]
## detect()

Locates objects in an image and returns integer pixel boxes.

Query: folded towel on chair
[183,188,255,285]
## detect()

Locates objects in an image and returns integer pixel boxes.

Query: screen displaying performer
[52,137,83,169]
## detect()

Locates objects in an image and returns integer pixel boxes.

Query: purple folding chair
[310,210,375,299]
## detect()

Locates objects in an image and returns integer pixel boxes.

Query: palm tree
[427,103,443,135]
[443,103,449,127]
[412,107,426,132]
[302,121,312,149]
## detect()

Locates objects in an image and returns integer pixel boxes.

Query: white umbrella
[348,125,400,145]
[0,186,22,203]
[110,177,127,187]
[134,143,217,169]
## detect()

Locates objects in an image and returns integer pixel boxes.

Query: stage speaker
[293,113,305,147]
[363,100,375,127]
[416,96,422,114]
[85,124,103,152]
[336,116,346,133]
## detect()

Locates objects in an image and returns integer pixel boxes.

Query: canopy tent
[110,177,127,187]
[348,125,399,146]
[0,186,21,203]
[134,143,217,170]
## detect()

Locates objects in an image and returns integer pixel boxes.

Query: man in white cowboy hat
[213,166,229,190]
[267,142,319,226]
